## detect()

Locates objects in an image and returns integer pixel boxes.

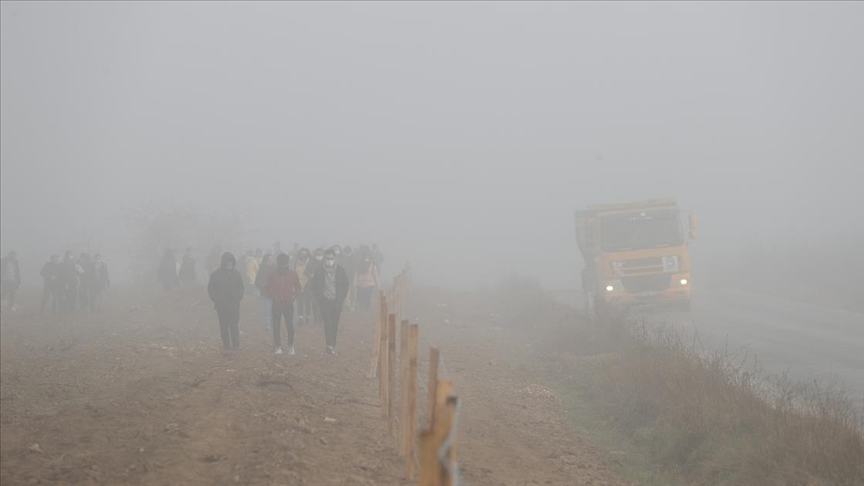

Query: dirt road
[1,286,627,486]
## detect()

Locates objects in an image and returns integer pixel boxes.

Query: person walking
[89,254,110,312]
[179,247,197,285]
[245,250,259,291]
[40,254,62,315]
[265,253,302,355]
[207,252,244,352]
[293,248,313,324]
[309,249,349,355]
[0,251,22,312]
[355,252,380,312]
[255,253,276,332]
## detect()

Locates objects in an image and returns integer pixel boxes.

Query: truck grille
[622,275,671,293]
[616,257,664,276]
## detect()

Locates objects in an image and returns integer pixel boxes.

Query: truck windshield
[599,209,683,251]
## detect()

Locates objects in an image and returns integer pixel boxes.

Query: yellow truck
[574,199,696,314]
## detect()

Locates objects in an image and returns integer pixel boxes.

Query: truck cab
[575,199,696,315]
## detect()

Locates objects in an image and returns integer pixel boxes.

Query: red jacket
[265,268,302,305]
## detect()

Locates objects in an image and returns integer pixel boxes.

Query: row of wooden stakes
[368,268,459,486]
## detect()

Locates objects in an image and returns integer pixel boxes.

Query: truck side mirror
[688,213,698,240]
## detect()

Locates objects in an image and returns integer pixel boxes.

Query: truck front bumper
[598,273,691,308]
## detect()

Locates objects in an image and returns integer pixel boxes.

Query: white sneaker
[287,346,296,356]
[275,347,283,355]
[326,346,336,355]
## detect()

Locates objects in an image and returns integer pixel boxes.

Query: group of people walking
[206,243,383,356]
[0,250,110,315]
[0,241,383,359]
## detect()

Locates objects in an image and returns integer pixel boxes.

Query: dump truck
[575,199,696,314]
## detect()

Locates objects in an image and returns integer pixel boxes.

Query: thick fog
[1,1,862,289]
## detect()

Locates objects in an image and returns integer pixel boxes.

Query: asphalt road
[652,288,864,411]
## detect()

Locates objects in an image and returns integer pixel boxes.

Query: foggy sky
[2,2,863,288]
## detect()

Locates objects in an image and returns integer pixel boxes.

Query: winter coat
[265,267,302,305]
[207,253,244,311]
[356,261,380,289]
[309,264,350,304]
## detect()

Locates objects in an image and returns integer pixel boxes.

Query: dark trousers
[357,286,375,312]
[320,299,343,347]
[272,303,295,347]
[217,307,240,349]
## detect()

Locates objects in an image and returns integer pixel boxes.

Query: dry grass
[595,321,864,486]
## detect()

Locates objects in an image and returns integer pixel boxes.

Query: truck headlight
[680,278,688,285]
[605,285,615,292]
[604,280,622,292]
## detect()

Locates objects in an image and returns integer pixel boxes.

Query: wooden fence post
[426,348,440,426]
[405,324,419,480]
[398,320,410,456]
[419,380,453,486]
[387,313,397,438]
[379,294,389,415]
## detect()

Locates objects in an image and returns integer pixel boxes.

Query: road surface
[554,287,864,409]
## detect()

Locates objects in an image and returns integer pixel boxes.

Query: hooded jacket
[207,252,244,311]
[265,265,302,305]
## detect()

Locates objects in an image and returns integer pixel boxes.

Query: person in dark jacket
[265,253,302,355]
[158,248,179,292]
[0,251,22,312]
[207,252,244,352]
[179,247,197,285]
[309,249,350,354]
[89,254,110,312]
[40,254,62,315]
[255,253,276,332]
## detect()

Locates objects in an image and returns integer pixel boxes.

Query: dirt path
[1,286,627,486]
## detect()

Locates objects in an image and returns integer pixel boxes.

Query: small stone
[138,447,145,453]
[323,417,337,423]
[28,443,43,454]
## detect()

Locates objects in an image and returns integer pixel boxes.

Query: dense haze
[2,1,862,289]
